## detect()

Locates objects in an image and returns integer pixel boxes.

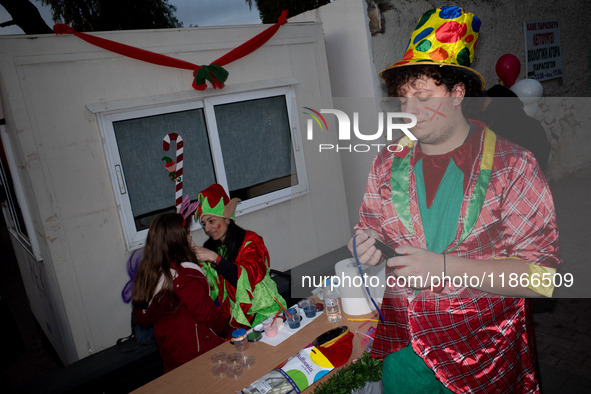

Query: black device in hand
[373,239,401,259]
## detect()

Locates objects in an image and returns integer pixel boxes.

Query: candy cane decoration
[162,133,183,211]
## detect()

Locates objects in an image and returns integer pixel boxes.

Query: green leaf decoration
[314,352,383,394]
[193,64,229,90]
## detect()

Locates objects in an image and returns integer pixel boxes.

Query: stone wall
[367,0,591,179]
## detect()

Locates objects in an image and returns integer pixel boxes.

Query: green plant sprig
[314,352,383,394]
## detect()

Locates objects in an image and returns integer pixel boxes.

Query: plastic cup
[211,363,228,377]
[301,299,317,318]
[210,351,227,364]
[263,319,278,337]
[285,308,301,329]
[226,364,243,379]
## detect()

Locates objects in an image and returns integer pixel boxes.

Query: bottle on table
[232,328,248,351]
[323,286,342,323]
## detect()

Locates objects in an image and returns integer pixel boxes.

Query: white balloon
[511,79,543,117]
[510,78,543,99]
[523,102,539,117]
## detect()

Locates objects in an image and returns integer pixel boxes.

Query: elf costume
[196,184,286,328]
[356,6,561,393]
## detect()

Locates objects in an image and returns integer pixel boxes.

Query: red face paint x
[424,102,446,121]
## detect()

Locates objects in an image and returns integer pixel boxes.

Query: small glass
[301,299,317,318]
[263,319,278,337]
[285,307,301,329]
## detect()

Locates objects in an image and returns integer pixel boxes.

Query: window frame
[203,86,308,216]
[98,85,307,250]
[0,123,43,261]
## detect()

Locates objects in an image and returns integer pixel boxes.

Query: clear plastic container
[226,364,243,379]
[211,363,228,377]
[226,352,244,366]
[243,355,256,367]
[285,307,301,329]
[263,319,279,337]
[301,298,317,318]
[232,328,248,351]
[210,351,227,364]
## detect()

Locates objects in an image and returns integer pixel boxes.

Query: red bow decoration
[192,65,229,91]
[53,10,288,90]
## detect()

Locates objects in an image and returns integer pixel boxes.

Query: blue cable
[352,234,386,322]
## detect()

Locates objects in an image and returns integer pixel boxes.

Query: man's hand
[348,229,383,266]
[387,245,444,289]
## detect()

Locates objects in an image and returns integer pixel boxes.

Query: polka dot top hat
[380,6,484,90]
[196,183,241,220]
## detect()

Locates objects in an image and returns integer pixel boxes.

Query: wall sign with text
[524,19,562,81]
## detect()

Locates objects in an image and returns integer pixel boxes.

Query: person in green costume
[191,183,286,329]
[348,6,560,394]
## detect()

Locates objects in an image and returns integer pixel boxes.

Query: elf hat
[196,184,241,220]
[379,6,484,91]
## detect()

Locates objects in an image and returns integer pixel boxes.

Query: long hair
[203,219,246,262]
[132,213,197,309]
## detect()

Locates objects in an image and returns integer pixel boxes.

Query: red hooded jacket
[133,262,230,372]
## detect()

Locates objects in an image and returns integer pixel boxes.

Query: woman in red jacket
[132,212,230,373]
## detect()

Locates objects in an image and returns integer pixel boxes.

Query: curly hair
[382,64,484,98]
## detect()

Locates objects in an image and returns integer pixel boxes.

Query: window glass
[99,85,307,249]
[214,96,296,201]
[113,108,215,231]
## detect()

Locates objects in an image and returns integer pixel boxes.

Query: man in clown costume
[348,6,560,393]
[191,183,286,329]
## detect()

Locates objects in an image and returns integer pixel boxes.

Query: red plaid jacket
[356,126,560,393]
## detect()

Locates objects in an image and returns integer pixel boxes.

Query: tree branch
[0,0,53,34]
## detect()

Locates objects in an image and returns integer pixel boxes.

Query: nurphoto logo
[303,107,417,153]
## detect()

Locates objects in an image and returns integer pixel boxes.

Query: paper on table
[242,344,334,393]
[260,307,324,346]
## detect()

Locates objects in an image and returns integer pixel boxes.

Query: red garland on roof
[53,10,289,90]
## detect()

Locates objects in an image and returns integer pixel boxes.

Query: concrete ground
[1,165,590,393]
